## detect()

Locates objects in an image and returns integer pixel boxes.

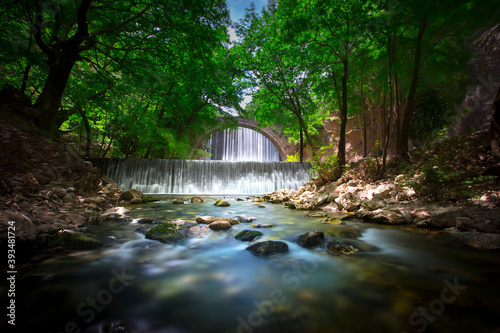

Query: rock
[196,216,239,225]
[357,208,407,225]
[395,174,405,183]
[237,198,245,201]
[236,216,256,223]
[209,221,232,231]
[191,196,204,203]
[326,225,362,238]
[246,241,289,256]
[430,207,465,228]
[235,230,263,241]
[322,217,345,225]
[250,223,275,228]
[456,217,500,233]
[335,193,362,212]
[48,230,103,249]
[98,207,131,223]
[306,212,327,218]
[256,204,266,208]
[297,230,325,248]
[145,221,194,244]
[362,199,386,211]
[374,184,392,198]
[53,187,68,198]
[327,240,360,255]
[119,189,145,204]
[137,218,156,224]
[214,199,230,207]
[446,231,500,250]
[253,197,265,202]
[0,210,37,243]
[173,199,184,204]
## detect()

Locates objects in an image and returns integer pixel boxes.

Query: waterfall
[207,127,280,161]
[92,158,311,194]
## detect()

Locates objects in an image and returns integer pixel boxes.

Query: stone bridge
[191,117,296,161]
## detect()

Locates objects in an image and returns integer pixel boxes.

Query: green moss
[145,222,185,244]
[48,232,103,249]
[143,195,160,203]
[235,230,263,241]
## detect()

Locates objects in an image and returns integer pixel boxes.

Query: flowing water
[92,159,311,194]
[207,127,281,162]
[14,196,500,333]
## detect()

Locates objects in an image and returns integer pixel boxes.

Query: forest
[0,0,499,174]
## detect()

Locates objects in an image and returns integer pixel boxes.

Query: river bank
[264,130,500,250]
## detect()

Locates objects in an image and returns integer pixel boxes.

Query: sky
[226,0,268,42]
[225,0,268,110]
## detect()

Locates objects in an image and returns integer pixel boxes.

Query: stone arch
[191,117,292,161]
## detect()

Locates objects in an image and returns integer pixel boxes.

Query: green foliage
[410,88,453,146]
[308,142,340,181]
[286,152,300,162]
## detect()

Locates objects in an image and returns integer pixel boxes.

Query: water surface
[13,196,500,333]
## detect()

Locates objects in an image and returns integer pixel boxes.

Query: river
[14,195,500,333]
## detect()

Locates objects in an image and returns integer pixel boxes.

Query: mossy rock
[252,197,266,202]
[143,195,159,203]
[214,200,230,207]
[235,230,263,242]
[327,240,360,255]
[145,222,186,244]
[322,217,345,225]
[48,231,103,249]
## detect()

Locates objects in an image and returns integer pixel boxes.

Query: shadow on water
[13,195,500,333]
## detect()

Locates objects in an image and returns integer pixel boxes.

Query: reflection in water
[14,196,500,333]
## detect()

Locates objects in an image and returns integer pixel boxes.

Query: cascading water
[207,127,281,161]
[93,126,310,194]
[93,158,311,194]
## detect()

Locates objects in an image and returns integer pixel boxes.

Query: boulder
[173,199,184,204]
[145,221,197,244]
[357,208,407,225]
[446,231,500,250]
[297,230,325,248]
[246,241,289,256]
[374,184,392,198]
[306,212,327,218]
[196,216,239,225]
[361,199,386,211]
[250,223,275,228]
[326,225,362,239]
[253,197,266,202]
[236,216,257,223]
[235,230,263,241]
[209,221,232,231]
[191,196,204,203]
[0,210,37,243]
[327,240,360,255]
[137,217,156,224]
[430,207,465,228]
[322,217,345,225]
[48,230,103,249]
[214,199,230,207]
[335,193,362,212]
[119,189,144,204]
[98,207,131,224]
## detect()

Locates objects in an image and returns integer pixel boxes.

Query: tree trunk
[34,59,76,136]
[396,15,428,161]
[299,123,304,162]
[492,86,500,158]
[338,57,349,169]
[76,104,92,158]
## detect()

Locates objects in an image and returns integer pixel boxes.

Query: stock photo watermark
[234,253,325,333]
[51,266,135,333]
[401,277,467,333]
